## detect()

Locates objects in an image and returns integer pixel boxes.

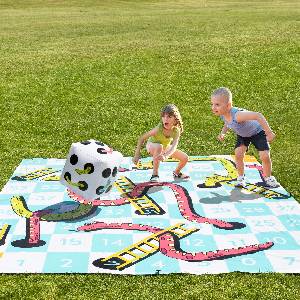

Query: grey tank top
[221,107,263,137]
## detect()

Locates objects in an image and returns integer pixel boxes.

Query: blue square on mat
[43,252,89,273]
[213,161,228,172]
[21,159,48,165]
[34,182,66,193]
[149,191,168,205]
[54,222,86,234]
[226,251,273,272]
[96,205,132,218]
[176,181,196,191]
[244,169,262,182]
[235,203,273,216]
[211,218,251,235]
[91,233,133,252]
[190,203,206,216]
[180,234,218,253]
[256,231,300,250]
[0,218,19,229]
[0,194,21,202]
[131,217,170,229]
[278,215,300,231]
[135,252,180,274]
[129,171,151,183]
[168,203,186,219]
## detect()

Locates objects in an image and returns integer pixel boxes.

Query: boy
[211,87,279,188]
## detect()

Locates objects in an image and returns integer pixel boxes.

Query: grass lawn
[0,0,299,299]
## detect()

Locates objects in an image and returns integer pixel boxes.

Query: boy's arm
[133,127,159,164]
[218,124,229,142]
[235,111,275,142]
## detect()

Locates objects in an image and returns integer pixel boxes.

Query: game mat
[0,155,299,274]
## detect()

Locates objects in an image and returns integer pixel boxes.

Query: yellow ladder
[114,176,165,215]
[225,181,289,199]
[93,223,197,271]
[13,168,58,181]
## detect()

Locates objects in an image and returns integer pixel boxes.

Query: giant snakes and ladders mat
[0,155,299,274]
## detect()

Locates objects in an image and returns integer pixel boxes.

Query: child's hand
[266,131,276,143]
[217,133,225,142]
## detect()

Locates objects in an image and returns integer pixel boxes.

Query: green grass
[0,0,299,298]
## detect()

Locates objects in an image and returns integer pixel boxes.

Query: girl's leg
[170,149,189,175]
[146,142,163,176]
[234,145,247,177]
[259,150,271,177]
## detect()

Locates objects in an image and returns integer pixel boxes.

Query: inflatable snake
[78,221,273,263]
[159,232,273,261]
[67,189,130,206]
[130,181,237,229]
[10,195,96,247]
[70,180,238,229]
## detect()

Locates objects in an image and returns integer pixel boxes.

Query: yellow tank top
[148,123,180,148]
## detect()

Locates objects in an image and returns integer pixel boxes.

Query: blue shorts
[235,130,270,151]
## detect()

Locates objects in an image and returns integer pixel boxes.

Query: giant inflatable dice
[60,139,123,199]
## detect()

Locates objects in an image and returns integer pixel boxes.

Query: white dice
[60,139,123,199]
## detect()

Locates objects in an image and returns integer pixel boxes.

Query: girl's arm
[156,132,180,161]
[133,127,159,164]
[235,111,275,142]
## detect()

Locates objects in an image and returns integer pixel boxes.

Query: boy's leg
[252,131,279,187]
[170,149,189,174]
[146,142,163,176]
[234,145,247,177]
[251,131,271,177]
[258,150,279,187]
[258,150,272,177]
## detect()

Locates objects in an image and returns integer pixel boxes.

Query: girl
[133,104,189,182]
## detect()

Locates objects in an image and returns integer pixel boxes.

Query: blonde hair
[161,104,184,133]
[211,87,232,103]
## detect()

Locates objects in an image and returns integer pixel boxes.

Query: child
[211,87,279,188]
[133,104,189,182]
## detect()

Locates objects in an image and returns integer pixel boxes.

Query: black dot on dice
[70,154,78,165]
[112,167,118,177]
[78,181,88,191]
[102,168,111,178]
[64,172,71,181]
[81,141,91,145]
[84,163,94,174]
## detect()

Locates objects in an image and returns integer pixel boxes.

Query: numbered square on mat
[43,252,90,273]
